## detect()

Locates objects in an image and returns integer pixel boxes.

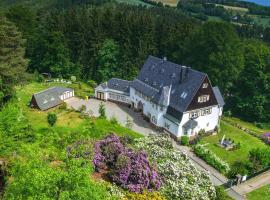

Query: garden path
[237,170,270,195]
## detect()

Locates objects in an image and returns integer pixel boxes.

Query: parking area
[64,97,159,135]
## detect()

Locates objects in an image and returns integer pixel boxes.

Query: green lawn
[223,117,270,137]
[199,120,269,166]
[247,184,270,200]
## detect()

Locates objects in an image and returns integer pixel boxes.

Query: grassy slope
[15,82,140,138]
[223,117,270,136]
[199,120,269,166]
[247,184,270,200]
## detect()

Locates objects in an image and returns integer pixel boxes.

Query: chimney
[163,57,167,61]
[185,67,190,80]
[179,67,183,83]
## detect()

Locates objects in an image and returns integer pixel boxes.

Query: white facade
[95,86,130,104]
[60,90,74,100]
[95,85,223,138]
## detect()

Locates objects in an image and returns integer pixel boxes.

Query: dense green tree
[97,39,120,83]
[184,21,244,94]
[6,5,35,38]
[233,40,270,122]
[0,16,28,105]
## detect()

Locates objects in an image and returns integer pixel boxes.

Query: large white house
[95,56,225,138]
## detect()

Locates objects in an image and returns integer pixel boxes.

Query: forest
[0,0,270,123]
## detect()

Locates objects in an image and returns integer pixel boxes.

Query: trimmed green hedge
[194,144,230,174]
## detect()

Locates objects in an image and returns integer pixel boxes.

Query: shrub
[228,161,250,178]
[47,113,57,126]
[110,116,118,125]
[249,148,270,173]
[98,102,106,119]
[93,134,162,193]
[180,136,189,146]
[193,144,230,174]
[255,122,263,129]
[70,75,76,82]
[125,116,133,129]
[215,186,233,200]
[79,105,86,113]
[87,80,97,88]
[123,191,165,200]
[59,102,67,110]
[134,134,216,200]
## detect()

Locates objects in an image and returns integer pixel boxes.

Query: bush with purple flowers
[93,133,162,193]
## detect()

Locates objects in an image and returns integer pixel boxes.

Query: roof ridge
[134,78,159,92]
[148,55,207,76]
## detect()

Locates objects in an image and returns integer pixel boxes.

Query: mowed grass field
[247,184,270,200]
[199,120,269,166]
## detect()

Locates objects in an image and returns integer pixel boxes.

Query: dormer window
[202,83,208,88]
[198,95,210,103]
[181,92,187,99]
[171,73,176,78]
[43,99,48,104]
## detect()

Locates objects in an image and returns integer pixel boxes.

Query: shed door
[97,92,104,100]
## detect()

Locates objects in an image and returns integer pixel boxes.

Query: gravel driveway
[65,97,159,135]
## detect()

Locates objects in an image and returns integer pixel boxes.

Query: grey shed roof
[213,86,225,107]
[131,55,206,113]
[107,78,131,94]
[32,87,73,110]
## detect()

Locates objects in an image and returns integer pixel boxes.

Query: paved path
[65,97,245,200]
[237,170,270,194]
[65,97,158,135]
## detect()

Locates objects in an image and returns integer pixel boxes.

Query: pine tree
[0,16,28,105]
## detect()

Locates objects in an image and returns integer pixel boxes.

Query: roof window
[181,92,187,99]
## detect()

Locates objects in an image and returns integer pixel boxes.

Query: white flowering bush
[194,144,230,174]
[134,134,216,200]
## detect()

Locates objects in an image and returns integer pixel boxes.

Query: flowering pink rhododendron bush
[134,134,216,200]
[93,134,162,193]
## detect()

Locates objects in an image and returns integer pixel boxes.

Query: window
[190,111,199,119]
[152,116,157,124]
[198,95,210,103]
[181,92,187,99]
[165,122,170,130]
[202,83,208,88]
[201,108,212,116]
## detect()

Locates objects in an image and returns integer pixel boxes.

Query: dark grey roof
[183,119,198,130]
[213,86,225,107]
[33,87,73,110]
[131,55,206,113]
[107,78,131,94]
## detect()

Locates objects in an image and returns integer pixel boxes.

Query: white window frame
[201,108,212,116]
[198,95,210,103]
[202,83,208,88]
[190,110,200,119]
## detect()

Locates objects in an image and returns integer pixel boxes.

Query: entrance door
[97,92,105,100]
